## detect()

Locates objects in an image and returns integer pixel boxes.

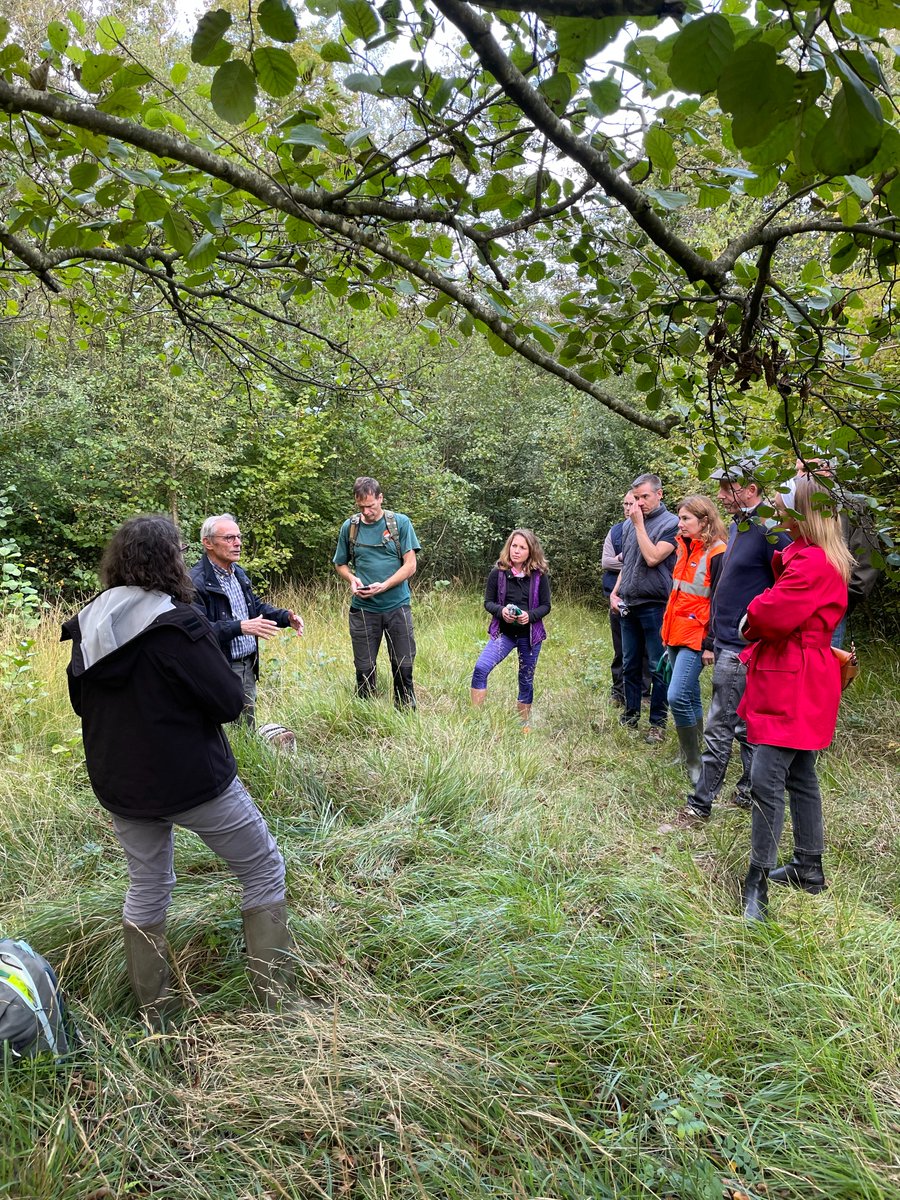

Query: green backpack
[347,510,403,566]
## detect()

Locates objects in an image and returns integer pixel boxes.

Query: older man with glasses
[190,513,303,725]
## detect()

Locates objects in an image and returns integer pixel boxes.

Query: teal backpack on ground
[0,938,75,1061]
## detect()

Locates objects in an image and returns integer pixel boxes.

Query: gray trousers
[229,656,257,727]
[689,647,753,815]
[349,605,416,707]
[749,744,824,869]
[111,777,286,927]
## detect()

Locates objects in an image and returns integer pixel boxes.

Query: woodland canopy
[0,0,898,585]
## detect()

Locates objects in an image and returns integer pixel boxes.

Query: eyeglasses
[214,534,242,543]
[179,542,189,552]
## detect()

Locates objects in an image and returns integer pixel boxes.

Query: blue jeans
[666,646,704,727]
[471,634,542,704]
[749,745,824,869]
[621,603,667,726]
[689,647,753,815]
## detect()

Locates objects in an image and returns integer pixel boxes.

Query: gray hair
[630,473,663,492]
[200,513,237,542]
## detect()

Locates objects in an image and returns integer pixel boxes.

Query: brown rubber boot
[123,921,175,1030]
[242,902,295,1010]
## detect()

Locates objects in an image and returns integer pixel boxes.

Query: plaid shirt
[212,563,257,660]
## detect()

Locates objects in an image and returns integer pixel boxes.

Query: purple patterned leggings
[471,633,542,704]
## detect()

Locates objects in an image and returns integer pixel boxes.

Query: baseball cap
[709,458,758,483]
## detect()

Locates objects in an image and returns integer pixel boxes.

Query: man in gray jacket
[610,473,679,742]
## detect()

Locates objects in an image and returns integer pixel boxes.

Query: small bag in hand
[832,642,859,691]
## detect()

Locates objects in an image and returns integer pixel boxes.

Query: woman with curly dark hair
[63,515,292,1025]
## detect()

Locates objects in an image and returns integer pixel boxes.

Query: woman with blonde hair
[738,476,854,920]
[660,495,727,783]
[471,529,551,729]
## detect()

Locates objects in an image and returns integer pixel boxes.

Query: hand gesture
[516,610,530,625]
[288,611,305,636]
[241,616,280,640]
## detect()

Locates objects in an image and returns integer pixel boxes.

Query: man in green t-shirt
[333,476,421,708]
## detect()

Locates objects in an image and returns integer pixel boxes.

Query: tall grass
[1,587,899,1199]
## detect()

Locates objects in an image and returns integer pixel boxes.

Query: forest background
[1,0,899,612]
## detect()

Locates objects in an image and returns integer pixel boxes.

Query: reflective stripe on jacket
[660,535,725,651]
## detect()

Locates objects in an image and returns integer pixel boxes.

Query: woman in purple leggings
[470,529,551,729]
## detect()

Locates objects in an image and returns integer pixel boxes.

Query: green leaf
[886,176,900,219]
[340,0,380,42]
[258,0,299,42]
[47,21,69,52]
[134,189,170,222]
[669,15,734,94]
[253,46,298,97]
[554,16,624,68]
[487,330,514,356]
[538,72,574,114]
[210,60,257,124]
[717,41,796,147]
[0,18,9,41]
[324,276,348,297]
[69,162,100,190]
[162,208,193,254]
[187,232,218,269]
[319,40,352,63]
[284,124,327,148]
[588,77,621,116]
[97,87,142,116]
[837,193,861,226]
[525,261,547,282]
[67,10,85,36]
[348,291,370,310]
[80,52,123,91]
[344,72,382,94]
[645,126,676,173]
[170,61,189,86]
[96,16,125,49]
[646,188,690,210]
[812,84,882,175]
[191,9,232,65]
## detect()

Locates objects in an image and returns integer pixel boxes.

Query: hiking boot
[741,865,769,922]
[619,712,639,729]
[729,789,752,811]
[769,852,827,894]
[673,804,709,828]
[645,725,666,745]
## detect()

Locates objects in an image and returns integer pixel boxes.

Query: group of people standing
[602,463,876,921]
[60,465,874,1027]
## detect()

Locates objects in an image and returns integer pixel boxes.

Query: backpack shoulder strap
[383,511,403,560]
[347,513,361,566]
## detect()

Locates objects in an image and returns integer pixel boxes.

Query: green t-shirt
[333,512,421,612]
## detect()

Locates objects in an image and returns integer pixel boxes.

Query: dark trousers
[621,602,668,726]
[609,604,651,701]
[689,648,753,815]
[749,744,824,869]
[349,605,416,707]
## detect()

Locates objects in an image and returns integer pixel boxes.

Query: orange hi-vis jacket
[660,535,726,651]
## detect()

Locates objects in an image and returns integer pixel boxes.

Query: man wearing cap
[609,473,679,742]
[672,462,791,826]
[191,513,304,725]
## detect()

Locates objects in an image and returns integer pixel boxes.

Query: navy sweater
[711,508,791,651]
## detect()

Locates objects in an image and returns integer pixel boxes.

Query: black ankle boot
[742,865,769,922]
[769,852,827,894]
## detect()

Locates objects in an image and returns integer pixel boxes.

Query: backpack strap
[347,511,403,568]
[0,946,60,1055]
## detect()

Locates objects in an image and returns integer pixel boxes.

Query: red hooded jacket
[737,540,848,751]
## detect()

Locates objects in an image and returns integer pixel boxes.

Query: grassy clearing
[2,586,899,1199]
